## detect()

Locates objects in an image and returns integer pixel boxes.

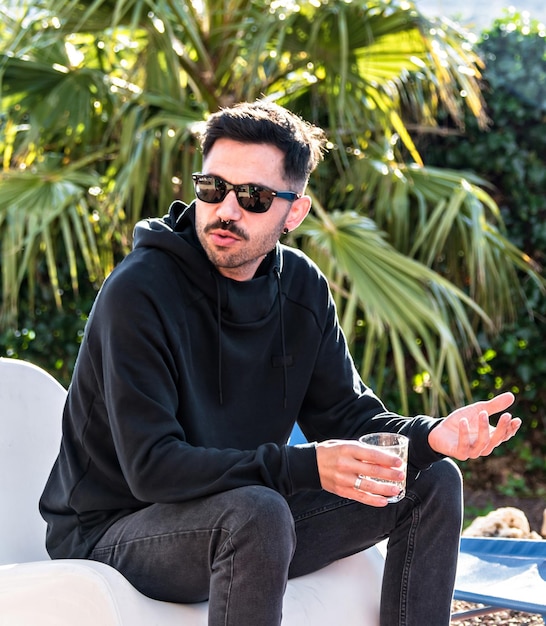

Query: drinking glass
[358,432,409,503]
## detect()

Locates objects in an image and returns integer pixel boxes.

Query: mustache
[205,219,249,240]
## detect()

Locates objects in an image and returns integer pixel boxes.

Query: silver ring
[354,474,364,490]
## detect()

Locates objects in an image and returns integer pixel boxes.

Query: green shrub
[0,263,95,388]
[423,13,546,494]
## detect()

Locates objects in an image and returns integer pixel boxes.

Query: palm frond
[297,206,485,412]
[0,168,104,322]
[1,0,543,412]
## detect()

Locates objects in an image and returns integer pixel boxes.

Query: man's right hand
[316,439,405,507]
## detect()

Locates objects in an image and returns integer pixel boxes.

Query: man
[40,100,521,625]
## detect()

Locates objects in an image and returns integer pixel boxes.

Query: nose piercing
[220,219,231,227]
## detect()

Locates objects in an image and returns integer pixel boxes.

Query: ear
[283,195,311,233]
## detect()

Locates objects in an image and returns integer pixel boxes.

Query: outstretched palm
[428,392,521,460]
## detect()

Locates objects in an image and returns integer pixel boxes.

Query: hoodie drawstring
[274,267,288,409]
[214,275,224,405]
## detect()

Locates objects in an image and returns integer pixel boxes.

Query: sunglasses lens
[194,175,227,203]
[192,175,277,213]
[237,185,273,213]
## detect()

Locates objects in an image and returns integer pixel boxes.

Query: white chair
[0,357,385,625]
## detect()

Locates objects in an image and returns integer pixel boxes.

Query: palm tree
[1,0,542,412]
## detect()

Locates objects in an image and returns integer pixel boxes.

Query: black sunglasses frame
[192,173,300,214]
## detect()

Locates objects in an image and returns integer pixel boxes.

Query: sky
[413,0,546,31]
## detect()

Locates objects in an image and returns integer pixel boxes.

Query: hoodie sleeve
[294,275,445,472]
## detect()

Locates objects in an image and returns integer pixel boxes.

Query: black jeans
[90,458,463,626]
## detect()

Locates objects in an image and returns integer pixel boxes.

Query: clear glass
[358,432,409,503]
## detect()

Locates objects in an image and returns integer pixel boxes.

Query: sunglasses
[192,173,301,214]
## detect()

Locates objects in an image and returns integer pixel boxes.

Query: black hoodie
[40,201,444,559]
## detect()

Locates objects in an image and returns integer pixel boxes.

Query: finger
[469,410,494,455]
[455,417,471,459]
[355,446,404,469]
[350,490,390,507]
[490,413,521,446]
[478,391,515,416]
[349,475,401,506]
[338,453,403,485]
[356,463,406,486]
[509,417,522,437]
[472,412,520,457]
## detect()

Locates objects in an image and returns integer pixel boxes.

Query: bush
[0,263,95,389]
[423,13,546,495]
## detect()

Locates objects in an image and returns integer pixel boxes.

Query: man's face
[194,139,306,281]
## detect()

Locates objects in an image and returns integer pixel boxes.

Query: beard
[196,214,288,280]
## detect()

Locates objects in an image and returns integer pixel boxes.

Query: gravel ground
[451,601,545,625]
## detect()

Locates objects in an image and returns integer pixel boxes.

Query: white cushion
[0,549,384,625]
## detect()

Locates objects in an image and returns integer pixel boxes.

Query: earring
[283,228,289,235]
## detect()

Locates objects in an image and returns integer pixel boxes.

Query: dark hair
[198,100,327,189]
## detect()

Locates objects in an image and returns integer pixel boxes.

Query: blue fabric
[454,537,546,617]
[288,423,307,445]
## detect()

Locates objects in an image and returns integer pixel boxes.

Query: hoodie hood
[133,200,289,405]
[132,200,283,325]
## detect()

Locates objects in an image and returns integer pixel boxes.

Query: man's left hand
[428,392,522,460]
